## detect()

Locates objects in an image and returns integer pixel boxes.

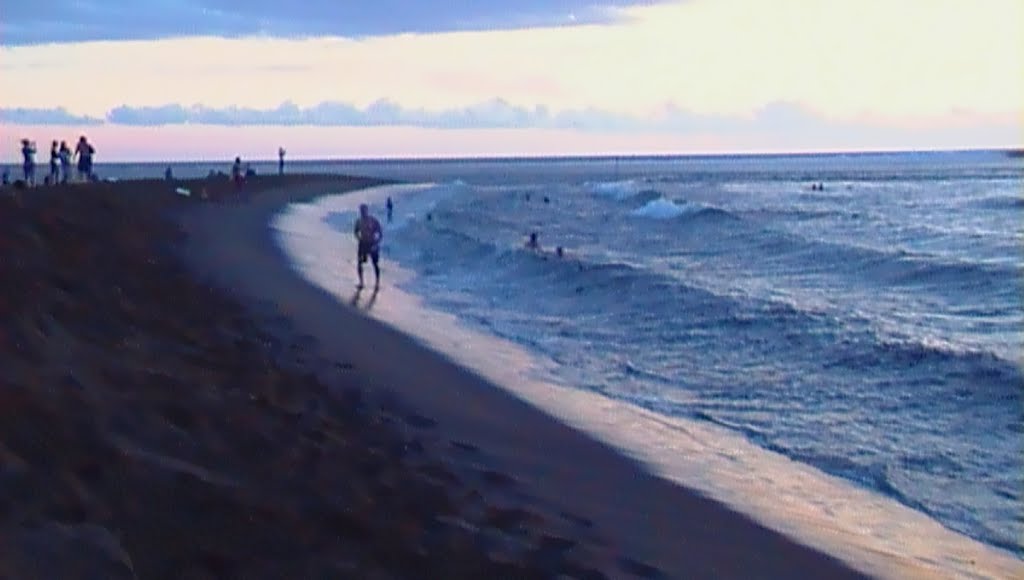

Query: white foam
[272,184,1023,580]
[586,179,641,200]
[630,197,691,219]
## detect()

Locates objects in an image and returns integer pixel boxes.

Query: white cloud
[0,107,103,125]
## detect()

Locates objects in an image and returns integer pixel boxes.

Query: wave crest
[631,198,691,219]
[587,179,642,200]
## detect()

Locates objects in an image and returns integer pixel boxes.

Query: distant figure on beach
[20,139,36,185]
[525,232,540,251]
[278,147,286,175]
[49,141,59,184]
[386,196,394,223]
[165,166,173,181]
[74,135,94,182]
[245,164,256,178]
[2,167,9,186]
[353,203,383,288]
[232,157,244,190]
[58,141,71,184]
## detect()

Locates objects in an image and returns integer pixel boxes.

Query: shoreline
[272,181,1024,578]
[177,179,872,578]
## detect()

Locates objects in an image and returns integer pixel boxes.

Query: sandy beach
[177,176,874,579]
[1,174,869,579]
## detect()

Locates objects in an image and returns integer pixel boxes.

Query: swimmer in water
[525,232,540,251]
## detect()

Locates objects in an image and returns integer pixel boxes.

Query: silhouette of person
[20,139,36,185]
[232,157,244,190]
[74,136,94,182]
[49,141,59,183]
[58,141,71,183]
[525,232,540,250]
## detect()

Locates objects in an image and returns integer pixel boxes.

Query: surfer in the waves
[353,203,383,288]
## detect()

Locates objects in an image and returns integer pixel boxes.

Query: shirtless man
[353,203,383,288]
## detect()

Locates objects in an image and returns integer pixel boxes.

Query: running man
[353,203,383,288]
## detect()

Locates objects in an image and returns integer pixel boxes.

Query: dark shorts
[357,241,379,264]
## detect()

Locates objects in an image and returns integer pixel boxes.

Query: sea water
[108,151,1024,575]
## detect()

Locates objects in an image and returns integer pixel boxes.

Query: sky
[0,0,1021,161]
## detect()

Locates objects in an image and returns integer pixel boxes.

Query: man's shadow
[349,284,380,311]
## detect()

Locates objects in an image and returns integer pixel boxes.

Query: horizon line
[47,146,1022,166]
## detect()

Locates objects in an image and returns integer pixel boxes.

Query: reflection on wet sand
[349,285,380,310]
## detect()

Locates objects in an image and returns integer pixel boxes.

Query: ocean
[103,151,1024,567]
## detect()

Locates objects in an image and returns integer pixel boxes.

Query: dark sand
[175,176,871,579]
[4,175,647,579]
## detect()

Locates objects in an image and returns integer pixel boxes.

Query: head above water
[359,203,369,217]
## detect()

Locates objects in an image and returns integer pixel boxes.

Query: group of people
[522,192,564,258]
[4,135,96,187]
[226,147,287,190]
[231,156,260,189]
[524,231,565,258]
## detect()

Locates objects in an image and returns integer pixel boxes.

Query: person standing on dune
[20,139,36,186]
[353,203,383,288]
[59,141,71,184]
[74,135,94,182]
[49,141,59,184]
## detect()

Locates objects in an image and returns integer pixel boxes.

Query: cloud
[0,107,103,125]
[96,99,824,133]
[5,100,1018,153]
[0,0,655,46]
